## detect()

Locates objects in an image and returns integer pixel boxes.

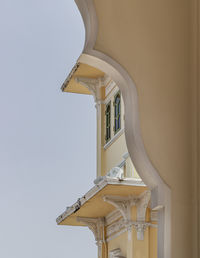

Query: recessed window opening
[114,92,121,134]
[105,102,111,142]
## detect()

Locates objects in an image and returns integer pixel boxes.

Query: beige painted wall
[107,218,157,258]
[100,86,140,178]
[100,86,127,176]
[107,231,128,257]
[93,0,199,257]
[102,134,127,175]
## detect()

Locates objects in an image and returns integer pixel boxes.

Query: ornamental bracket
[103,195,137,222]
[75,76,103,104]
[134,190,151,240]
[77,217,105,257]
[103,190,151,241]
[136,190,151,221]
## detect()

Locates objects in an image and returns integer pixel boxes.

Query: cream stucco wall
[100,85,126,176]
[100,85,140,178]
[92,0,199,257]
[102,134,127,176]
[107,207,157,258]
[107,231,128,257]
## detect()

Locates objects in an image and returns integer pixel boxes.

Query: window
[114,92,121,133]
[105,102,111,142]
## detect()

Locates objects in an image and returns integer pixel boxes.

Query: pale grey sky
[0,0,97,257]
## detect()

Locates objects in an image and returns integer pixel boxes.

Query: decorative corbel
[75,76,103,104]
[103,191,151,241]
[133,190,151,240]
[77,217,104,257]
[103,195,137,222]
[103,195,137,240]
[136,190,151,221]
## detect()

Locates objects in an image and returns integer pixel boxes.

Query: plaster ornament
[103,190,151,240]
[136,190,151,221]
[133,222,149,241]
[109,248,126,258]
[75,76,103,103]
[103,195,137,222]
[77,217,104,257]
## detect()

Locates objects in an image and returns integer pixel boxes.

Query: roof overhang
[56,177,146,226]
[61,62,104,95]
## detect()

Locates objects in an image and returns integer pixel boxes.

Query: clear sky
[0,0,97,257]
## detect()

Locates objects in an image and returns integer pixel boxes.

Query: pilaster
[77,217,105,257]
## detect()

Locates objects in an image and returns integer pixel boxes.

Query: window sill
[103,128,124,150]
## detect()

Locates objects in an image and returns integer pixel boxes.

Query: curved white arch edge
[75,0,171,257]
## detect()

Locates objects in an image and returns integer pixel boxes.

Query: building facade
[57,65,157,258]
[56,0,200,257]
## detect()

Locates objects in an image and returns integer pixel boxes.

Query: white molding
[106,218,125,238]
[149,223,158,228]
[77,217,104,257]
[109,248,125,258]
[133,222,149,241]
[105,209,122,226]
[136,190,151,221]
[76,215,156,252]
[75,0,98,52]
[76,217,104,242]
[105,80,116,96]
[106,227,127,243]
[106,218,157,242]
[104,128,124,150]
[151,210,158,222]
[103,85,119,105]
[103,74,112,87]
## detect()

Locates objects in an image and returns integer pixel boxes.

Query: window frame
[105,101,111,143]
[113,91,121,134]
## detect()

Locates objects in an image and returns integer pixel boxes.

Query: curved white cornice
[75,0,98,52]
[73,1,171,258]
